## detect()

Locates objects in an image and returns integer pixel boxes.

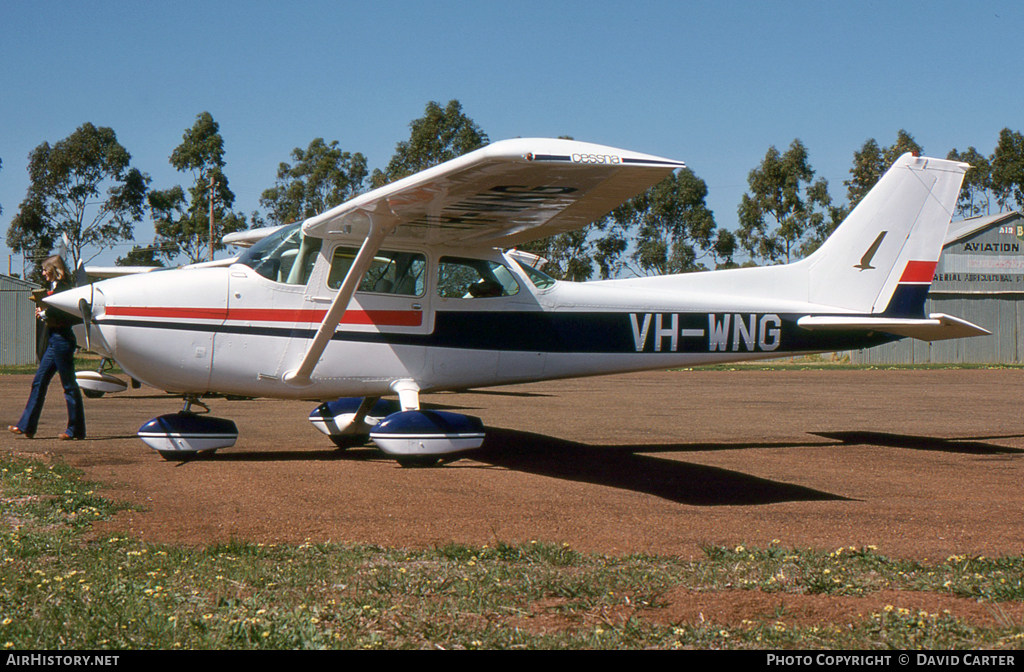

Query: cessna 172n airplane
[45,138,988,465]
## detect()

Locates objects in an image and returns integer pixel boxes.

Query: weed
[1,455,1022,649]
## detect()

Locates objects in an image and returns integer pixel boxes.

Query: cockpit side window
[437,257,520,299]
[515,261,557,290]
[237,223,322,286]
[328,246,426,296]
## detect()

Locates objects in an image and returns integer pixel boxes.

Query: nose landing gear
[137,395,238,461]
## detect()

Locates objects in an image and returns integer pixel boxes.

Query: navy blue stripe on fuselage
[97,311,899,354]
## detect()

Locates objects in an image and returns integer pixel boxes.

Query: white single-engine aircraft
[47,138,989,465]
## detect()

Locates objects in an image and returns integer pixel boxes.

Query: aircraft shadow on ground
[812,431,1024,455]
[188,448,376,464]
[452,389,556,398]
[195,427,849,506]
[468,427,850,507]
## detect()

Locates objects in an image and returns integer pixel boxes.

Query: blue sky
[1,0,1021,271]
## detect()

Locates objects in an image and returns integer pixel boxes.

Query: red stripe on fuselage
[899,260,937,284]
[104,306,422,327]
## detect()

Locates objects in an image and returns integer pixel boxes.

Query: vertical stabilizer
[806,154,968,316]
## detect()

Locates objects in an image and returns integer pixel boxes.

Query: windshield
[515,260,557,290]
[237,223,323,285]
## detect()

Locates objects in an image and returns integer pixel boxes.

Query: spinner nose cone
[43,285,93,318]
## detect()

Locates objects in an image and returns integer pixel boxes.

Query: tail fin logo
[854,231,887,271]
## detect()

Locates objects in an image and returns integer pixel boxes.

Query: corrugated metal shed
[0,274,40,366]
[852,211,1024,364]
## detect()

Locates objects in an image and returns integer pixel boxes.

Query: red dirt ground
[4,368,1023,628]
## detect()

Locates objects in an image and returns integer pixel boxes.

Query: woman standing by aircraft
[8,255,86,440]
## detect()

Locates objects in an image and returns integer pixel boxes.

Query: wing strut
[284,211,396,387]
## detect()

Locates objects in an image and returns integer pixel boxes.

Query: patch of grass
[1,456,1022,649]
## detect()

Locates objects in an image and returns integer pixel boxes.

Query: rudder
[805,153,968,316]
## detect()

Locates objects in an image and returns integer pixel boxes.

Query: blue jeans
[16,329,86,438]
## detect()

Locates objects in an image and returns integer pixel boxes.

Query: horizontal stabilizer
[798,313,990,342]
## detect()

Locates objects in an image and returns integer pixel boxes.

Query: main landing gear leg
[329,396,379,450]
[182,394,210,415]
[308,397,402,450]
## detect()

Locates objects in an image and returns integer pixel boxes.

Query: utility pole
[209,173,216,263]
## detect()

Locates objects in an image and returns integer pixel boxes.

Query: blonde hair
[41,255,70,283]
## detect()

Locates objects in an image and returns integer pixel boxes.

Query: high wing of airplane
[45,138,989,466]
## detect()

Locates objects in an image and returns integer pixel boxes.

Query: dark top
[44,279,81,331]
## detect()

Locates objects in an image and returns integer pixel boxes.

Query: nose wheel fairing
[75,357,129,398]
[139,396,238,460]
[138,412,239,459]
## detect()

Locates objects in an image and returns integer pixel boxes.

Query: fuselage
[51,224,896,401]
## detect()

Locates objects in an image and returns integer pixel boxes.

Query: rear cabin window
[437,257,520,299]
[328,247,426,296]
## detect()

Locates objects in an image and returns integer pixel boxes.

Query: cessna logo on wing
[571,153,621,165]
[630,313,782,353]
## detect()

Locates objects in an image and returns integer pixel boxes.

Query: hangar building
[851,211,1024,364]
[0,274,39,366]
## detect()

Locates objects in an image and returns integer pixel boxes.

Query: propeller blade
[78,296,92,351]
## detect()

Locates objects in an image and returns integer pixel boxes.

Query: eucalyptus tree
[844,130,923,208]
[116,245,165,267]
[370,100,489,188]
[148,112,247,264]
[260,138,368,225]
[371,102,728,280]
[946,146,993,217]
[990,128,1024,213]
[737,139,832,265]
[610,167,732,275]
[5,123,149,273]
